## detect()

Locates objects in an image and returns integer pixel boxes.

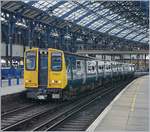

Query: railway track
[2,82,108,131]
[1,91,27,114]
[50,87,121,131]
[36,80,131,131]
[2,104,36,117]
[33,82,125,131]
[1,102,62,130]
[2,79,132,131]
[33,88,114,131]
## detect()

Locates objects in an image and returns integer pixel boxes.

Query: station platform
[1,78,24,87]
[1,85,25,96]
[1,79,25,96]
[87,75,149,131]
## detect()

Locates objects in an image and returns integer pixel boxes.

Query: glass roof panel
[115,19,124,24]
[98,23,116,32]
[122,22,133,27]
[33,0,58,11]
[23,1,148,43]
[125,32,138,39]
[97,8,110,15]
[117,29,132,37]
[139,29,144,33]
[141,37,148,42]
[65,8,87,21]
[77,14,97,26]
[86,2,100,10]
[88,19,102,30]
[53,2,78,17]
[109,27,123,35]
[78,0,89,4]
[24,0,30,3]
[125,25,140,32]
[88,19,107,29]
[106,14,118,20]
[133,34,146,41]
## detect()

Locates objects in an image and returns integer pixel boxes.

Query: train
[24,48,135,100]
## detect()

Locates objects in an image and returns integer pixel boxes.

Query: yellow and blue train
[24,48,135,100]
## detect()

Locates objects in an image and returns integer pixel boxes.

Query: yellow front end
[48,48,68,89]
[24,48,68,99]
[24,48,39,88]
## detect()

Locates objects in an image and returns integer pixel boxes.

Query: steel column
[4,29,9,66]
[28,21,34,49]
[58,30,65,50]
[71,34,77,52]
[8,14,15,66]
[46,28,52,48]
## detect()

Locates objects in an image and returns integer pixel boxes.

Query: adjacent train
[24,48,135,100]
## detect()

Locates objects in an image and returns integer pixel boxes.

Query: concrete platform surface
[1,84,25,96]
[87,75,149,131]
[1,79,24,87]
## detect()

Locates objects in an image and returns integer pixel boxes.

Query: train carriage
[24,48,134,100]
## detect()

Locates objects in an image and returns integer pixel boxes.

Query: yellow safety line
[131,94,137,112]
[130,79,142,112]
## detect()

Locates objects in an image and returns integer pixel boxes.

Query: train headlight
[58,80,61,84]
[51,80,55,83]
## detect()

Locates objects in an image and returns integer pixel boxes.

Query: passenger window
[76,61,81,70]
[51,52,62,71]
[88,66,92,71]
[99,66,101,70]
[26,51,36,70]
[92,66,95,71]
[109,65,111,69]
[106,66,108,70]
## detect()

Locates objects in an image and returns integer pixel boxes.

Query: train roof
[64,51,97,60]
[26,48,132,65]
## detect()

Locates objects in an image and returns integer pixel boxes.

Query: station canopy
[2,0,149,44]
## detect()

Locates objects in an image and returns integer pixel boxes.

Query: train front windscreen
[51,52,62,71]
[25,51,36,70]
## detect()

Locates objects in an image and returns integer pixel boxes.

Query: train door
[38,50,48,88]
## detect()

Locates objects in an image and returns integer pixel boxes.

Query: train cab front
[24,48,67,100]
